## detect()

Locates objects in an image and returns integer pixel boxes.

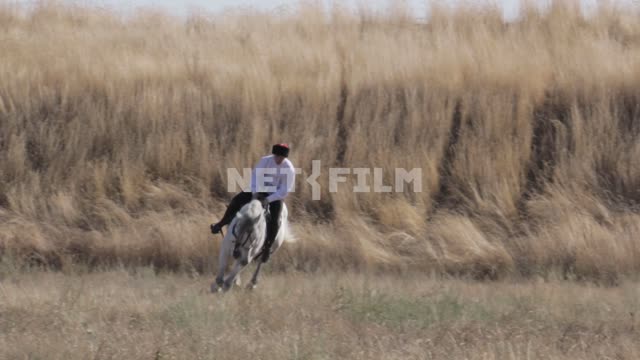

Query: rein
[232,221,255,250]
[231,206,271,253]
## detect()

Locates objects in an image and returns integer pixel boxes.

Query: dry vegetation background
[2,2,640,359]
[0,1,640,281]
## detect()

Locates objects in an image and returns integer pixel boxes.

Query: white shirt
[250,155,296,203]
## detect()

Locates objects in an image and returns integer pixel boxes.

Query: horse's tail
[280,205,296,243]
[282,221,297,243]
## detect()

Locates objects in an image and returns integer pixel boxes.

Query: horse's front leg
[211,237,231,293]
[223,260,246,291]
[248,261,263,290]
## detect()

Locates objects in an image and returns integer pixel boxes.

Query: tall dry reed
[0,1,639,280]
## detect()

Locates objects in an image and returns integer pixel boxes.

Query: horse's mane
[234,200,264,237]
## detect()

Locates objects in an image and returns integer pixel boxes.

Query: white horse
[211,199,289,292]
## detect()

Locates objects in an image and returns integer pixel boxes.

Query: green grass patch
[337,288,495,329]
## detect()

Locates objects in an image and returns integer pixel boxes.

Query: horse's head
[231,200,267,265]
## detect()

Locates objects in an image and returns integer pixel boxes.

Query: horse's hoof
[247,283,257,290]
[222,281,233,291]
[210,282,222,293]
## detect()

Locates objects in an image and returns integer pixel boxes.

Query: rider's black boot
[261,239,273,263]
[211,192,254,235]
[261,200,282,263]
[210,222,223,234]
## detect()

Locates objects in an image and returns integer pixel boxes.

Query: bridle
[231,206,270,256]
[232,220,256,252]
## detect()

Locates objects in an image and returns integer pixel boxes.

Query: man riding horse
[211,143,295,263]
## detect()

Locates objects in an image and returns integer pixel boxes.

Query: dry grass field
[1,266,640,360]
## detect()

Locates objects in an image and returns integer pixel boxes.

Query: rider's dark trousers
[219,192,282,247]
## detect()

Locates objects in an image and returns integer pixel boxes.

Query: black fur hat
[272,143,289,157]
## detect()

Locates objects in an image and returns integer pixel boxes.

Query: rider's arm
[266,164,295,203]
